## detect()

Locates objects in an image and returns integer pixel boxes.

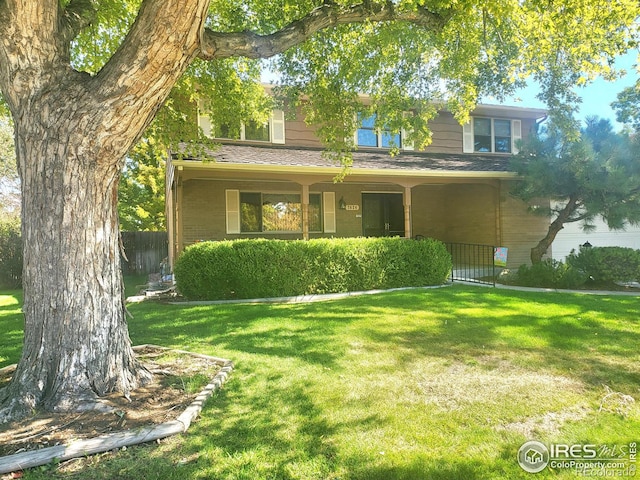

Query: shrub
[174,237,451,300]
[513,259,587,289]
[567,246,640,284]
[0,218,22,288]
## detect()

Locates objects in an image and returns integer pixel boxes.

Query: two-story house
[165,89,549,270]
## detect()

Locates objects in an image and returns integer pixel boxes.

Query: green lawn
[1,285,639,479]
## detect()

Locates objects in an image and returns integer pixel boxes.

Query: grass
[0,284,639,479]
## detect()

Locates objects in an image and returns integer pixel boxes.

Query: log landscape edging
[0,344,234,475]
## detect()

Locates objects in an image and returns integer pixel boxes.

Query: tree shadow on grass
[351,287,640,393]
[345,457,504,480]
[130,286,640,392]
[176,375,376,479]
[128,300,372,369]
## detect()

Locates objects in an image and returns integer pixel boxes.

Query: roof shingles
[183,143,514,173]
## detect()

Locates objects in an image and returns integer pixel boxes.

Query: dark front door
[362,193,405,237]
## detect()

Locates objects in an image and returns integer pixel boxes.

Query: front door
[362,193,405,237]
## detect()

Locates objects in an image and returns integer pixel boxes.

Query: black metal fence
[445,243,501,286]
[120,231,168,275]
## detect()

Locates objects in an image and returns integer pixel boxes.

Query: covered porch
[166,144,546,269]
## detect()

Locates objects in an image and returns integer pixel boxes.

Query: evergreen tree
[511,117,640,263]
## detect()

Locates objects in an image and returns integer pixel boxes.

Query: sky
[493,51,639,130]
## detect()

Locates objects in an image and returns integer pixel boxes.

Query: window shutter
[511,119,522,154]
[226,189,240,234]
[401,112,414,151]
[323,192,336,233]
[353,113,360,147]
[462,119,474,153]
[271,109,286,144]
[198,113,212,138]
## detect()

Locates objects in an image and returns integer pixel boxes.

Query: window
[237,192,323,233]
[473,118,492,152]
[493,119,512,153]
[243,120,270,142]
[227,191,329,234]
[198,109,285,144]
[240,192,301,232]
[308,193,322,232]
[463,117,521,154]
[214,120,270,142]
[356,114,401,149]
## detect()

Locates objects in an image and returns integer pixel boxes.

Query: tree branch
[199,2,451,60]
[86,0,210,162]
[60,0,99,45]
[0,0,62,112]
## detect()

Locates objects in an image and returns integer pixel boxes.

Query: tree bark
[0,0,210,422]
[199,2,450,60]
[530,195,581,264]
[0,92,151,420]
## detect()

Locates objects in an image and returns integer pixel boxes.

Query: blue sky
[494,51,639,129]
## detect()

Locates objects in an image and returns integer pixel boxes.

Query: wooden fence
[121,231,168,275]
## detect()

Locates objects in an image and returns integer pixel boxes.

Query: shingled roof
[179,143,514,174]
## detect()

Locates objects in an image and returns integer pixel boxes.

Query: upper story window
[198,109,285,144]
[216,120,270,142]
[463,117,521,154]
[356,114,402,149]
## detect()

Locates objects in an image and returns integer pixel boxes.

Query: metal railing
[445,242,499,286]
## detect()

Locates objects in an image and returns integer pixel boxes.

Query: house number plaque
[346,204,360,211]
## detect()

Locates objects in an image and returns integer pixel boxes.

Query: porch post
[176,174,184,256]
[404,185,412,239]
[165,172,175,270]
[301,184,310,240]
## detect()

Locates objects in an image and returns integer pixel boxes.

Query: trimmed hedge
[174,237,451,300]
[512,259,588,289]
[567,246,640,284]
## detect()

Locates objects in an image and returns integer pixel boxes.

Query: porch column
[404,185,412,239]
[176,175,184,256]
[301,184,310,240]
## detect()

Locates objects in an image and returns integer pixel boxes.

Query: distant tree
[612,80,640,132]
[118,140,166,232]
[0,120,19,219]
[511,117,640,264]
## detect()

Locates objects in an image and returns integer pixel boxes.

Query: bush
[567,246,640,284]
[0,218,23,288]
[512,259,587,289]
[174,237,451,300]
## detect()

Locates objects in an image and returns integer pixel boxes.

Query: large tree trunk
[0,0,210,423]
[0,96,153,421]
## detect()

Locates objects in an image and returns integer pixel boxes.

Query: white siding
[552,216,640,260]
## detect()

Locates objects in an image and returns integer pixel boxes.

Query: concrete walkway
[134,281,640,307]
[454,280,640,297]
[161,284,450,306]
